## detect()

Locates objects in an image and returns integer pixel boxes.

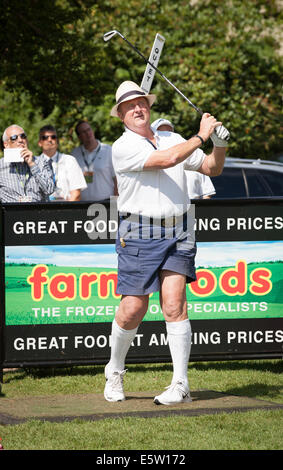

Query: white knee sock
[166,318,192,386]
[106,318,139,374]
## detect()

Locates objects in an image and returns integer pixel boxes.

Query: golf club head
[103,30,119,42]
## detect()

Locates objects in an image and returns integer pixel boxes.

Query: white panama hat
[151,118,174,132]
[111,81,156,117]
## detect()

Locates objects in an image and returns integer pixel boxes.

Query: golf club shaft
[104,30,203,116]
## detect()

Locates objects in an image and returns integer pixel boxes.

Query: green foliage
[0,0,98,115]
[0,0,282,158]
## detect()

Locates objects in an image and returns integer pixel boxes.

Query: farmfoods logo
[26,259,272,302]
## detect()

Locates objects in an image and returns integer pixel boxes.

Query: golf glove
[211,125,230,147]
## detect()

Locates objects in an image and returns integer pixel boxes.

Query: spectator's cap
[111,81,156,117]
[151,118,174,132]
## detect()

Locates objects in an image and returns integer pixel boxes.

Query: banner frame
[1,197,283,378]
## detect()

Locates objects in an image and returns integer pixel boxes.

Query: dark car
[211,158,283,198]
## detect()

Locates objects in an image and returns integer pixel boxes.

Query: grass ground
[0,359,282,451]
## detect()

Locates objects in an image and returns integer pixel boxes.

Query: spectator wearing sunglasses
[38,125,87,201]
[71,121,118,201]
[0,124,55,202]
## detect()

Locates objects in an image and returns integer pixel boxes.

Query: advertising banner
[1,199,283,367]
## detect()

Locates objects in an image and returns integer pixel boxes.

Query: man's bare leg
[154,270,192,405]
[104,295,148,402]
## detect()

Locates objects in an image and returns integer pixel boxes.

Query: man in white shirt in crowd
[72,121,118,201]
[38,125,87,201]
[104,81,229,406]
[151,118,216,199]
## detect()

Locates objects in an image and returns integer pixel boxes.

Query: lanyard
[81,143,101,169]
[146,138,157,150]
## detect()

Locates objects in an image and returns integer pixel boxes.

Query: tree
[91,0,283,158]
[0,0,101,115]
[0,0,282,158]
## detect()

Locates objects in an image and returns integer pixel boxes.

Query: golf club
[103,29,203,115]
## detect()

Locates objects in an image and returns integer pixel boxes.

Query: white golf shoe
[154,380,192,405]
[104,367,127,402]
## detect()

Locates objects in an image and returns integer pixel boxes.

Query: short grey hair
[2,124,24,142]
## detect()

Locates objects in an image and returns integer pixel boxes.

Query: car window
[244,169,272,197]
[211,167,247,198]
[258,169,283,196]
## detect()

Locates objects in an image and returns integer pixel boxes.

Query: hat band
[116,90,145,105]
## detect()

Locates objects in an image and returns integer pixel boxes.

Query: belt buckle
[161,216,176,228]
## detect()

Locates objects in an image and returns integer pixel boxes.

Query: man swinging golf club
[104,80,229,405]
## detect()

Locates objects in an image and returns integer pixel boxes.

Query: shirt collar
[124,125,158,141]
[50,151,59,160]
[82,141,101,153]
[41,151,59,160]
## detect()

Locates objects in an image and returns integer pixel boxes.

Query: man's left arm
[198,125,230,177]
[68,189,81,201]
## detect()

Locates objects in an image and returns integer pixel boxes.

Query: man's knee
[162,299,187,321]
[116,295,149,329]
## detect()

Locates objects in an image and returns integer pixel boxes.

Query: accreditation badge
[84,171,94,183]
[19,196,32,202]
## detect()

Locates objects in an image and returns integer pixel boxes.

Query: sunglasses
[9,133,27,142]
[40,134,57,141]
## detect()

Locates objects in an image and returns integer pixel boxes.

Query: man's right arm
[143,113,221,170]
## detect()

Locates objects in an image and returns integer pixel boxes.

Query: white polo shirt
[72,142,115,201]
[41,152,87,200]
[112,128,205,218]
[186,172,216,199]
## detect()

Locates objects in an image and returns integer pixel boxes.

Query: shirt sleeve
[106,145,116,179]
[183,148,206,171]
[65,155,87,191]
[201,174,216,196]
[112,137,153,173]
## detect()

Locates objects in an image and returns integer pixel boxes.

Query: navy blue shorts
[116,215,197,296]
